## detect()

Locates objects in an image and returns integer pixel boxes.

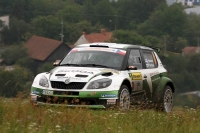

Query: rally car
[30,43,175,112]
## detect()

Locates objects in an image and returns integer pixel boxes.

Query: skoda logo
[65,77,70,84]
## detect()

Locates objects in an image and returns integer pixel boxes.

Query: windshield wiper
[59,63,81,66]
[80,64,110,68]
[60,63,111,68]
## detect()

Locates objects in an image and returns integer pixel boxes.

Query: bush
[0,66,33,97]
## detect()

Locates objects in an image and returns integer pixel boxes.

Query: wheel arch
[166,82,175,93]
[121,79,132,94]
[155,77,175,93]
[152,77,175,106]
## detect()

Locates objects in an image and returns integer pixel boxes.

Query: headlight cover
[87,78,112,89]
[39,75,49,88]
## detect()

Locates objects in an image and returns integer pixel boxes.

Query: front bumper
[31,87,118,108]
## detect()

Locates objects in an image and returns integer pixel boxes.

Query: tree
[187,54,200,73]
[0,17,31,44]
[64,20,104,44]
[16,57,38,74]
[12,0,25,20]
[174,37,188,52]
[30,0,66,19]
[138,3,187,37]
[116,0,166,29]
[184,13,200,46]
[82,0,96,24]
[0,0,14,16]
[1,45,28,65]
[31,15,61,41]
[37,62,55,74]
[111,30,150,46]
[94,0,116,30]
[56,4,82,23]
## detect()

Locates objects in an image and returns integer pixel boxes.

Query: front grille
[51,81,86,89]
[53,91,79,96]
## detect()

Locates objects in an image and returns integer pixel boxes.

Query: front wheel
[117,85,130,110]
[163,86,173,113]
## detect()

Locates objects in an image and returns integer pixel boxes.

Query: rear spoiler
[148,46,161,53]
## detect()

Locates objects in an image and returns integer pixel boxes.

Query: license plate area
[42,90,53,95]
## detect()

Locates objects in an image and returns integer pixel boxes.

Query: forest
[0,0,200,102]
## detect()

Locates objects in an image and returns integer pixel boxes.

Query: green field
[0,96,200,133]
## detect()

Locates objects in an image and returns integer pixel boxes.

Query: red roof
[182,47,200,55]
[25,35,63,61]
[84,32,112,43]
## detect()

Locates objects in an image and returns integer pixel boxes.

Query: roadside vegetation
[0,96,200,133]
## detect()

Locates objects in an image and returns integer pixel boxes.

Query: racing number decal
[129,72,142,80]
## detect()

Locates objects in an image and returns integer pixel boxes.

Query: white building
[166,0,187,6]
[186,0,200,5]
[0,15,9,31]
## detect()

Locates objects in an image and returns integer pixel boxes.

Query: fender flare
[152,77,175,103]
[119,78,132,93]
[155,77,175,93]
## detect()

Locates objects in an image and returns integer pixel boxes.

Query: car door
[140,50,161,98]
[127,49,145,92]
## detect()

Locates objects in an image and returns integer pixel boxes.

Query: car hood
[49,66,119,82]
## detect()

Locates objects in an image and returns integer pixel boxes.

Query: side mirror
[128,66,137,70]
[53,60,61,66]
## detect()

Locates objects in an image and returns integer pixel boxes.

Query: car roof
[75,42,153,51]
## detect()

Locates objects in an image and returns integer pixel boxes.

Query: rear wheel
[117,85,130,110]
[163,86,173,113]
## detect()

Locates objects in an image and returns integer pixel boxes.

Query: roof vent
[90,45,109,48]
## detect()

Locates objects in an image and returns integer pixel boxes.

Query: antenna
[60,21,64,42]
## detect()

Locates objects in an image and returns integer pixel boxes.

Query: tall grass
[0,96,200,133]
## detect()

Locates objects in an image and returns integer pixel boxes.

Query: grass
[0,96,200,133]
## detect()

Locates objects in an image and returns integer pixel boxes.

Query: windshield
[60,47,126,69]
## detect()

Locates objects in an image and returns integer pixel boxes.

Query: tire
[117,85,130,110]
[163,85,173,113]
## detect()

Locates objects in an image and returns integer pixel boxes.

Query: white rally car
[30,43,175,112]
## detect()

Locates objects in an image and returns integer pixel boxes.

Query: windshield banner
[71,47,126,55]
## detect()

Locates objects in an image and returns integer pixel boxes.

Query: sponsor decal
[144,57,155,68]
[101,94,117,98]
[129,72,142,80]
[150,71,159,77]
[107,99,116,105]
[70,47,126,55]
[57,76,64,79]
[71,48,79,52]
[116,49,126,55]
[57,69,93,74]
[31,90,40,94]
[87,92,96,96]
[57,76,82,81]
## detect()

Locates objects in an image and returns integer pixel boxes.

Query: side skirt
[130,90,146,104]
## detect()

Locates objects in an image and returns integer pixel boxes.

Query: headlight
[39,75,49,88]
[87,78,112,89]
